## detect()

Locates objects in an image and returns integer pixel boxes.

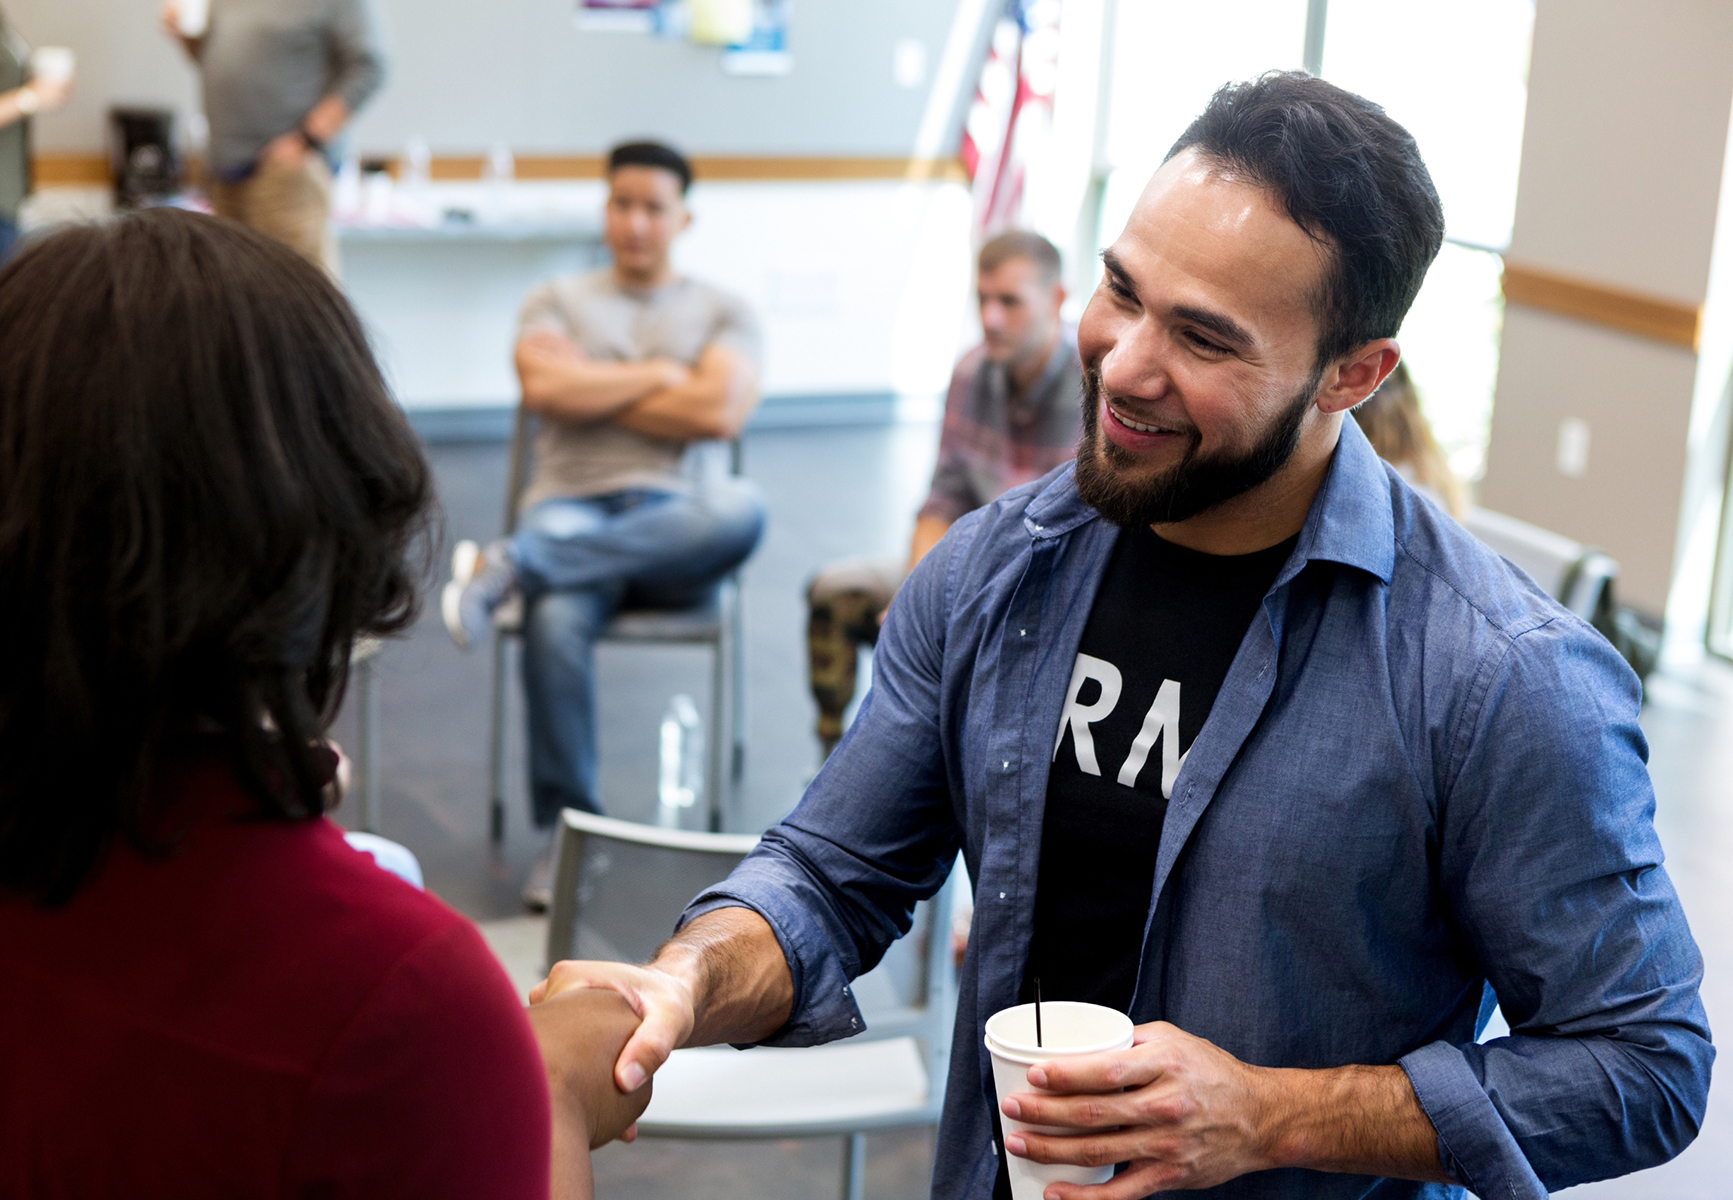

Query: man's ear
[1316,340,1400,415]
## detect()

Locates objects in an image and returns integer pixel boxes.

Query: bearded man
[532,74,1712,1200]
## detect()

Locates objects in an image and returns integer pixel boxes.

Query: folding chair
[545,807,958,1200]
[487,407,748,840]
[348,636,383,832]
[1461,507,1618,626]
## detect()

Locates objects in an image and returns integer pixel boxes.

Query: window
[1321,0,1535,482]
[1088,0,1536,483]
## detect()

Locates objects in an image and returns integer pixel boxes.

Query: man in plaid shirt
[806,230,1082,756]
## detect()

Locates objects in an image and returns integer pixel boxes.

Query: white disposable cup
[30,47,75,85]
[176,0,210,38]
[985,1002,1135,1200]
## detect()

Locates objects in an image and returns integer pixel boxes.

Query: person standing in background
[0,6,71,263]
[161,0,388,276]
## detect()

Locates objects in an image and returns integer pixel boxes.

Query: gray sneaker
[521,835,557,913]
[441,539,517,650]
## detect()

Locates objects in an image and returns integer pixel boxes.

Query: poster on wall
[720,0,791,75]
[575,0,661,33]
[576,0,790,72]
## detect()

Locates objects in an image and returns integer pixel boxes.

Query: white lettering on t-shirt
[1052,653,1123,776]
[1116,678,1187,799]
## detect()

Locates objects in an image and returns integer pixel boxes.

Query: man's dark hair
[608,140,694,194]
[0,208,433,904]
[979,229,1063,285]
[1166,71,1445,367]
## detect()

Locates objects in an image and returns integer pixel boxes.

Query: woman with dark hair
[0,208,644,1197]
[1351,360,1467,517]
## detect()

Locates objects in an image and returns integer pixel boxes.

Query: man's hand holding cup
[1000,1019,1281,1198]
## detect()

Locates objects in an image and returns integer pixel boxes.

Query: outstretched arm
[612,342,760,442]
[525,987,657,1199]
[533,906,794,1095]
[159,2,205,60]
[516,330,691,423]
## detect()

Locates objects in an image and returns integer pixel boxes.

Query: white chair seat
[490,590,724,642]
[638,1036,933,1139]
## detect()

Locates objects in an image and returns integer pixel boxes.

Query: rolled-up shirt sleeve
[679,513,969,1046]
[328,0,389,114]
[1400,615,1713,1196]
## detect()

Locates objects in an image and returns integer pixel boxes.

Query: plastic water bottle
[656,695,704,829]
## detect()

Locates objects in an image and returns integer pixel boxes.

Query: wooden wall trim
[33,153,110,185]
[1502,260,1703,351]
[32,152,967,186]
[431,154,966,182]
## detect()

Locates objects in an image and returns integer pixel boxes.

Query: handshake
[520,904,804,1197]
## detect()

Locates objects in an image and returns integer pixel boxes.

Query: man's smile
[1101,396,1191,454]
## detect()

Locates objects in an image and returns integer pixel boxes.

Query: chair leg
[488,636,510,844]
[708,622,726,833]
[355,656,380,833]
[731,575,747,781]
[841,1131,867,1200]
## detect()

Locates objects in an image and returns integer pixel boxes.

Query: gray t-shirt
[518,269,761,508]
[0,14,29,220]
[201,0,388,176]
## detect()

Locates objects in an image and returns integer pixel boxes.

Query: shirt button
[999,892,1006,899]
[1020,629,1027,637]
[1002,761,1009,770]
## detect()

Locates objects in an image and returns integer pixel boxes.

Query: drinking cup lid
[984,1001,1133,1061]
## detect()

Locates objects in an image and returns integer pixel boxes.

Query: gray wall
[1478,0,1733,616]
[12,0,980,156]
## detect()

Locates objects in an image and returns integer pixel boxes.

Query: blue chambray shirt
[684,421,1712,1199]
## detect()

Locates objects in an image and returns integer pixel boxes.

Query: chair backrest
[1461,506,1618,625]
[545,808,958,1087]
[546,808,761,968]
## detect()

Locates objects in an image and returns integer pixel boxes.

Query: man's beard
[1073,367,1316,528]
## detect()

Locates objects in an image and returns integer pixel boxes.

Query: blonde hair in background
[1352,362,1467,517]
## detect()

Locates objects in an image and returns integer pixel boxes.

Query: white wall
[9,0,984,158]
[343,178,975,409]
[1479,0,1733,616]
[11,0,991,412]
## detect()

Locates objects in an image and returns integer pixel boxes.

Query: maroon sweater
[1,757,550,1198]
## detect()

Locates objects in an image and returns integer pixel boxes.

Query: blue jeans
[514,481,766,827]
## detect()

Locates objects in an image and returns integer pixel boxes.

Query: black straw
[1034,978,1044,1048]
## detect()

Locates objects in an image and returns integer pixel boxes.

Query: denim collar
[1022,416,1396,585]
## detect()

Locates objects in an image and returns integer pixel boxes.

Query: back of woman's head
[0,208,432,903]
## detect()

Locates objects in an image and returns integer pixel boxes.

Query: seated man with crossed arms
[445,140,765,910]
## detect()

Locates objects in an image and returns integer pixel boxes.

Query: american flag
[961,0,1063,240]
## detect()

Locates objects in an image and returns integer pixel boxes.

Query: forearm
[301,95,351,144]
[655,907,793,1048]
[1263,1063,1451,1184]
[520,356,682,421]
[615,344,759,441]
[548,1107,595,1200]
[0,90,27,129]
[907,515,951,574]
[614,373,755,441]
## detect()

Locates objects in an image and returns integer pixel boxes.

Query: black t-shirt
[1022,526,1297,1012]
